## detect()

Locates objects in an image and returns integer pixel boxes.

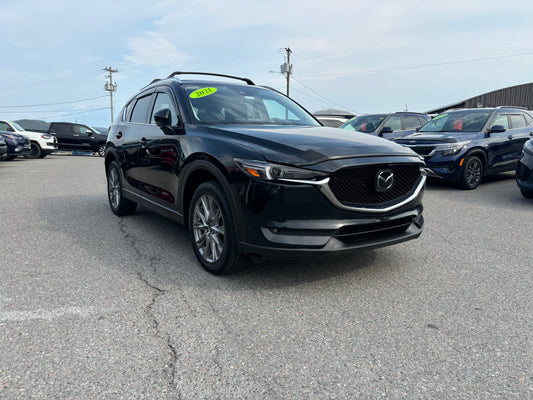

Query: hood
[204,125,417,166]
[395,131,483,144]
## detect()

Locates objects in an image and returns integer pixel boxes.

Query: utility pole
[280,47,293,97]
[103,67,118,123]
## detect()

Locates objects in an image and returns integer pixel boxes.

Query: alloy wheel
[108,167,121,209]
[192,194,225,263]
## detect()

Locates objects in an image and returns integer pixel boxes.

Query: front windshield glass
[339,115,386,133]
[11,121,25,131]
[420,111,491,133]
[184,84,319,126]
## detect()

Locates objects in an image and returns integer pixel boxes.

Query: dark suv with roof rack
[339,112,430,140]
[395,107,533,189]
[105,72,426,274]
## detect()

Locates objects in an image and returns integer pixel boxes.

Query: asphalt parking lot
[0,155,532,399]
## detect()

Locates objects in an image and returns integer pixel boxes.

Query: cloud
[124,32,192,68]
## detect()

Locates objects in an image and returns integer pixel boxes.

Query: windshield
[10,121,25,131]
[184,84,319,126]
[339,115,386,133]
[420,111,491,133]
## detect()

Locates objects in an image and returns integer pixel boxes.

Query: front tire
[24,142,41,159]
[189,181,247,275]
[520,188,533,199]
[458,155,483,190]
[107,161,137,216]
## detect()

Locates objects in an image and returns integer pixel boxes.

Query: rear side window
[130,95,153,123]
[53,123,70,133]
[509,114,527,129]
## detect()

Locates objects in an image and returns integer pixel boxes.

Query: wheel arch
[180,155,241,235]
[463,147,487,169]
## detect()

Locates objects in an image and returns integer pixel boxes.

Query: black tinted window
[53,123,70,133]
[130,95,153,123]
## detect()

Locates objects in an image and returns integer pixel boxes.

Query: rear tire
[107,161,137,216]
[189,181,247,275]
[458,155,483,190]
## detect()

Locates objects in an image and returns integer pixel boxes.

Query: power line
[299,50,533,79]
[0,96,108,109]
[291,76,356,113]
[34,107,110,120]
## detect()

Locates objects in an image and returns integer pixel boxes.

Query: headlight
[41,134,52,139]
[1,134,17,143]
[524,140,533,155]
[234,158,328,183]
[437,141,470,157]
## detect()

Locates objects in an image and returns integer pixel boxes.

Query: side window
[404,116,421,130]
[492,114,509,129]
[524,112,533,125]
[130,95,153,123]
[509,114,527,129]
[385,116,402,131]
[55,124,69,133]
[123,101,134,122]
[0,122,9,131]
[150,92,178,126]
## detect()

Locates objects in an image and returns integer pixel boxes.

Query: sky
[2,0,533,128]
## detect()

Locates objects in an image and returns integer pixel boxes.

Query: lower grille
[328,164,421,207]
[335,216,414,244]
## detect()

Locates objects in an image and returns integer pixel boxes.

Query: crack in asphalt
[118,218,179,395]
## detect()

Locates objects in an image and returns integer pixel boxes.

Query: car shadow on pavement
[39,195,401,291]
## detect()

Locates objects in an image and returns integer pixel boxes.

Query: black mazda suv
[105,72,426,274]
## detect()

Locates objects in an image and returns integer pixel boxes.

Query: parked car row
[0,120,108,160]
[339,107,533,197]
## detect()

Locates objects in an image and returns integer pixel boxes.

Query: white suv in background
[0,120,58,159]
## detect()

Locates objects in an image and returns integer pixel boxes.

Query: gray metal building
[427,82,533,114]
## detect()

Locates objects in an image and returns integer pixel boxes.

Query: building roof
[427,82,533,114]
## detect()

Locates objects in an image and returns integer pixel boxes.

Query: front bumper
[7,142,31,156]
[516,151,533,193]
[232,170,425,260]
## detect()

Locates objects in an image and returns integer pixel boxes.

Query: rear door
[137,89,182,211]
[119,92,155,196]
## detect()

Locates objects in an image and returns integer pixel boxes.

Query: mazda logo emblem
[376,169,394,192]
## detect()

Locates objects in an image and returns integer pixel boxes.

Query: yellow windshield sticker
[190,87,217,99]
[433,113,447,120]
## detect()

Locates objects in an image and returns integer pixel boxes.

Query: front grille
[328,164,421,207]
[407,145,435,156]
[335,216,414,243]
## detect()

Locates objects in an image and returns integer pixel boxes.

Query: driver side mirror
[489,125,506,133]
[154,108,184,135]
[154,108,172,127]
[379,127,393,136]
